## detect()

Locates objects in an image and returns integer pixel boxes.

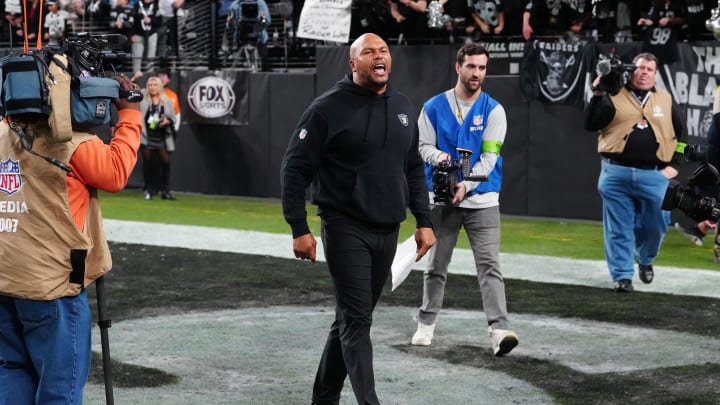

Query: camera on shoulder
[594,53,636,95]
[0,33,141,138]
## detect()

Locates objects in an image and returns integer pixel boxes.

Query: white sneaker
[411,322,436,346]
[488,326,519,356]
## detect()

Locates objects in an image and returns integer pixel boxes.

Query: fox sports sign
[187,76,236,119]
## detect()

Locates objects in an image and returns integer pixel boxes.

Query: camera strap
[21,0,45,53]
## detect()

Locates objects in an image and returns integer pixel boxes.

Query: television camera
[0,33,141,123]
[594,52,636,95]
[431,149,488,205]
[662,145,720,222]
[230,1,268,44]
[0,33,141,171]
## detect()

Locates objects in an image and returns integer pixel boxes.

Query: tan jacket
[0,124,111,300]
[598,87,677,162]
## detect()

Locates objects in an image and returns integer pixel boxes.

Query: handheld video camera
[662,157,720,222]
[431,149,488,205]
[432,159,461,205]
[594,52,636,96]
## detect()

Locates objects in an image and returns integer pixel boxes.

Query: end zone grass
[100,190,720,270]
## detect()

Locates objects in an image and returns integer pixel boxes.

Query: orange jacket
[67,109,142,230]
[165,88,181,115]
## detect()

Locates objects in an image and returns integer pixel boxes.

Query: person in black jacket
[280,32,435,405]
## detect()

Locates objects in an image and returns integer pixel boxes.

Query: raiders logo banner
[520,40,594,105]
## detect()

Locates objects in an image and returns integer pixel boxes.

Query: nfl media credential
[0,158,25,233]
[187,76,236,119]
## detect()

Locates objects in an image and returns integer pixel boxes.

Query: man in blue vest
[411,43,518,356]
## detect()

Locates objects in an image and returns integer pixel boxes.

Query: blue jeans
[598,160,670,282]
[0,291,91,405]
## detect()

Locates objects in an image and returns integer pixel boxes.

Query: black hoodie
[281,75,432,238]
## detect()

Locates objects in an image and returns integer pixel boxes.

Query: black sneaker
[674,222,704,246]
[614,279,634,292]
[161,192,176,200]
[638,264,654,284]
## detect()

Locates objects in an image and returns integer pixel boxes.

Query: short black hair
[457,43,489,65]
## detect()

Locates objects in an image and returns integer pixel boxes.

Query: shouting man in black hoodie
[280,33,436,404]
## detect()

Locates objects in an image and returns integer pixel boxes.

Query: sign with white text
[297,0,352,44]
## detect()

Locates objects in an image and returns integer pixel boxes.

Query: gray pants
[418,204,510,329]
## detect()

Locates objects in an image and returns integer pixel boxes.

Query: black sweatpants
[312,216,399,405]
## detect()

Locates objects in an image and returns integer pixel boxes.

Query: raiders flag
[520,39,594,106]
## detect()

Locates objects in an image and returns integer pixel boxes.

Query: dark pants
[141,146,172,194]
[312,216,399,405]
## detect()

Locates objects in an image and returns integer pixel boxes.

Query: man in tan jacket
[0,74,141,403]
[584,52,686,292]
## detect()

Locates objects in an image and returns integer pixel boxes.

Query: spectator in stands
[156,0,184,62]
[4,0,24,47]
[389,0,428,44]
[583,0,618,43]
[226,0,271,71]
[521,0,584,41]
[18,0,42,44]
[140,75,177,200]
[64,0,85,32]
[614,0,633,42]
[683,0,714,41]
[349,0,391,41]
[44,0,69,45]
[637,0,684,64]
[131,0,160,74]
[468,0,505,41]
[110,0,135,46]
[432,0,471,44]
[79,0,113,33]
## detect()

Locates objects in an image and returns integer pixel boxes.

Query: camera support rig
[457,148,489,182]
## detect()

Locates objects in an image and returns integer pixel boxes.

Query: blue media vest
[423,91,503,195]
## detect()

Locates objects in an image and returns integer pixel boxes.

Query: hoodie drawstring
[383,95,388,147]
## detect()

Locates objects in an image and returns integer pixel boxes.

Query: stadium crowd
[347,0,716,45]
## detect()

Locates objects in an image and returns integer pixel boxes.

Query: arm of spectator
[390,2,405,23]
[493,11,505,34]
[400,0,427,14]
[637,17,653,26]
[473,12,490,34]
[522,11,533,40]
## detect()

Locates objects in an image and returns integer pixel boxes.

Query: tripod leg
[96,276,114,405]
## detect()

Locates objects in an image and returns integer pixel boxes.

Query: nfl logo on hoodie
[0,158,22,195]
